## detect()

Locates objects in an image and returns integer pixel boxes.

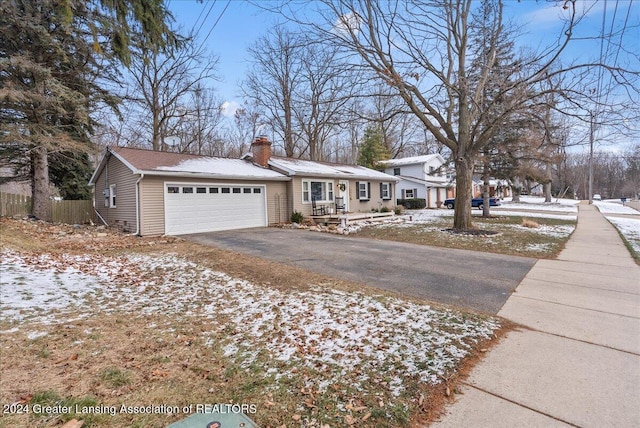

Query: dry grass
[521,219,540,229]
[0,219,507,428]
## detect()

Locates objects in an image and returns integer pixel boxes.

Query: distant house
[89,137,398,236]
[379,155,449,208]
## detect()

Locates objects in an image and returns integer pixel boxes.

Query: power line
[193,0,218,39]
[199,0,231,47]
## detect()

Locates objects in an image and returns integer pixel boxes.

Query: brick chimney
[251,135,272,167]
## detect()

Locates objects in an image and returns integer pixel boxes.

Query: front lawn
[0,219,503,427]
[354,212,576,258]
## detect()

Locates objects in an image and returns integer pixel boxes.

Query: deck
[310,211,395,225]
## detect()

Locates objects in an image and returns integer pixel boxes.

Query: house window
[209,187,219,194]
[232,187,241,194]
[381,182,391,200]
[243,188,252,194]
[302,180,334,203]
[196,187,207,194]
[221,187,230,194]
[167,186,179,194]
[393,167,401,176]
[404,189,415,199]
[429,166,435,174]
[182,187,193,194]
[109,184,117,208]
[358,182,370,200]
[253,188,261,193]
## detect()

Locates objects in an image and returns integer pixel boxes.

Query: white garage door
[164,183,267,235]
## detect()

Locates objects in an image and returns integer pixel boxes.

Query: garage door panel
[165,183,267,235]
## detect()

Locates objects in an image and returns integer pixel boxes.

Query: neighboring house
[0,167,31,196]
[380,154,449,208]
[89,137,398,236]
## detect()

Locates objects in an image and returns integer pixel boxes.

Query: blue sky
[166,0,639,147]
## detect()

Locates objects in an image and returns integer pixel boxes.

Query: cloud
[333,12,361,36]
[221,100,240,118]
[522,0,606,28]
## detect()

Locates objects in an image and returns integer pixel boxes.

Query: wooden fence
[1,192,96,224]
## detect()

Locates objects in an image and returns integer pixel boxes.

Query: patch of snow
[155,157,286,179]
[484,210,577,221]
[27,331,48,340]
[269,157,395,180]
[499,201,578,213]
[379,154,443,167]
[503,196,581,206]
[594,201,640,215]
[606,216,640,253]
[0,250,500,398]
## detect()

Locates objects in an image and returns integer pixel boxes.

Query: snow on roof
[379,154,444,167]
[269,157,397,180]
[398,175,449,187]
[155,157,287,179]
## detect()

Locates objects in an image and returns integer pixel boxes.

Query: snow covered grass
[502,195,581,207]
[606,216,640,260]
[0,250,500,427]
[594,200,640,215]
[357,210,576,258]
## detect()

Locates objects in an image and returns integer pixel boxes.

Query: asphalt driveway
[184,228,537,314]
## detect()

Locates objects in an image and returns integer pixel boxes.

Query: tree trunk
[453,156,474,230]
[512,176,521,202]
[31,145,51,221]
[544,161,552,202]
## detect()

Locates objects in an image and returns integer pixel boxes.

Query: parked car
[593,194,602,201]
[444,197,501,210]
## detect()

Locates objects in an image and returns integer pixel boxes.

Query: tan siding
[291,177,396,216]
[291,178,308,215]
[139,177,165,236]
[93,155,137,232]
[353,180,396,212]
[139,176,289,236]
[266,181,288,224]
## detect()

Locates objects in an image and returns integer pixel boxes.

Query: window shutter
[356,181,360,200]
[367,182,371,200]
[414,188,418,198]
[380,182,383,198]
[402,189,406,199]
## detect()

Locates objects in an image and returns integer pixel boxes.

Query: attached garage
[164,183,267,235]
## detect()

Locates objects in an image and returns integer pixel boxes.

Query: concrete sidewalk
[432,204,640,427]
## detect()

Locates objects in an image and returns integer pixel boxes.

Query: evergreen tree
[0,0,175,220]
[357,125,390,169]
[49,152,94,200]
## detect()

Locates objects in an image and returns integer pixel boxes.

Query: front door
[338,180,349,212]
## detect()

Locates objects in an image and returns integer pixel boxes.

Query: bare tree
[127,32,218,151]
[165,84,226,156]
[242,27,303,157]
[243,26,360,160]
[272,0,639,229]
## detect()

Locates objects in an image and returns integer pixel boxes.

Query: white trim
[137,170,289,181]
[109,184,117,208]
[381,182,391,200]
[358,182,369,200]
[302,179,335,204]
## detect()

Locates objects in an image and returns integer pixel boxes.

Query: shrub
[380,206,391,213]
[396,198,426,209]
[394,206,403,215]
[291,211,304,224]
